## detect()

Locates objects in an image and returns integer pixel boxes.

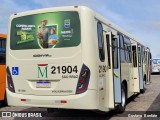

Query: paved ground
[0,75,160,120]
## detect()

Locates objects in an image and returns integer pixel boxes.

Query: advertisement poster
[10,12,80,50]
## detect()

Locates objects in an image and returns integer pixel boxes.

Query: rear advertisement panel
[10,12,80,50]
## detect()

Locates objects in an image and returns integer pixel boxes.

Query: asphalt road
[0,75,160,120]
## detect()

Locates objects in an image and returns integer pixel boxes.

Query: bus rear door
[131,43,140,92]
[106,32,121,108]
[138,45,144,90]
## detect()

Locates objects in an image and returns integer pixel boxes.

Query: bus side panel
[0,83,5,100]
[0,65,6,100]
[0,65,6,84]
[133,68,140,92]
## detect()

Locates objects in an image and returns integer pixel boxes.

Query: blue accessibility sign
[12,67,19,75]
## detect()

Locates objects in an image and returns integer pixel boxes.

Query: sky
[0,0,160,57]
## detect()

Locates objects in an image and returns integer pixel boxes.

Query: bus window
[2,39,6,49]
[143,51,147,63]
[119,34,125,62]
[128,45,132,63]
[138,47,141,67]
[112,37,118,68]
[97,22,105,62]
[119,35,124,49]
[0,36,6,64]
[132,46,137,67]
[0,39,6,53]
[150,53,152,59]
[0,56,5,65]
[106,35,111,68]
[124,36,131,63]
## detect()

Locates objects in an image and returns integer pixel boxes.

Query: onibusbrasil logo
[37,64,48,78]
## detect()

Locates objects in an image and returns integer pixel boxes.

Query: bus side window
[2,39,6,49]
[128,44,132,63]
[0,39,6,65]
[124,36,131,63]
[132,46,137,67]
[97,21,105,62]
[138,46,141,67]
[112,37,118,68]
[0,56,5,65]
[119,34,125,62]
[106,35,111,69]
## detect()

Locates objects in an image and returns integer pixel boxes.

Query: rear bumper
[7,89,98,110]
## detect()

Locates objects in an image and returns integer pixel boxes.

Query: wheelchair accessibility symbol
[12,67,19,75]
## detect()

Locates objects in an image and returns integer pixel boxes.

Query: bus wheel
[140,89,145,93]
[140,77,146,93]
[117,84,126,113]
[140,82,145,94]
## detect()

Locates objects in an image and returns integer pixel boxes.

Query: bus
[0,33,7,105]
[6,6,151,112]
[151,58,160,74]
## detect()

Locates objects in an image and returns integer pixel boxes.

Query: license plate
[36,81,51,88]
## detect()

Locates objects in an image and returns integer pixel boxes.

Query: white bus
[6,6,151,112]
[151,58,160,74]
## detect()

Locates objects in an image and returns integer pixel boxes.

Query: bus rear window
[10,11,80,50]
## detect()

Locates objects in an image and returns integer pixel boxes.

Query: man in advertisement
[37,20,49,48]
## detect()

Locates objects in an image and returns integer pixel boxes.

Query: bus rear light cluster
[7,67,15,93]
[21,99,26,102]
[74,6,78,8]
[21,99,31,102]
[61,100,67,103]
[53,100,67,104]
[76,64,90,94]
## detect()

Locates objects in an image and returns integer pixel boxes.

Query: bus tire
[140,77,146,94]
[140,89,145,94]
[117,84,127,113]
[140,84,145,93]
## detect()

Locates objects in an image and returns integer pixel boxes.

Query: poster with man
[37,20,49,48]
[10,12,80,50]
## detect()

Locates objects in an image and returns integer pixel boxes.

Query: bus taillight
[7,67,15,93]
[76,64,90,94]
[74,6,78,8]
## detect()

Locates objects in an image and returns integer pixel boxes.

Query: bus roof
[0,33,7,39]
